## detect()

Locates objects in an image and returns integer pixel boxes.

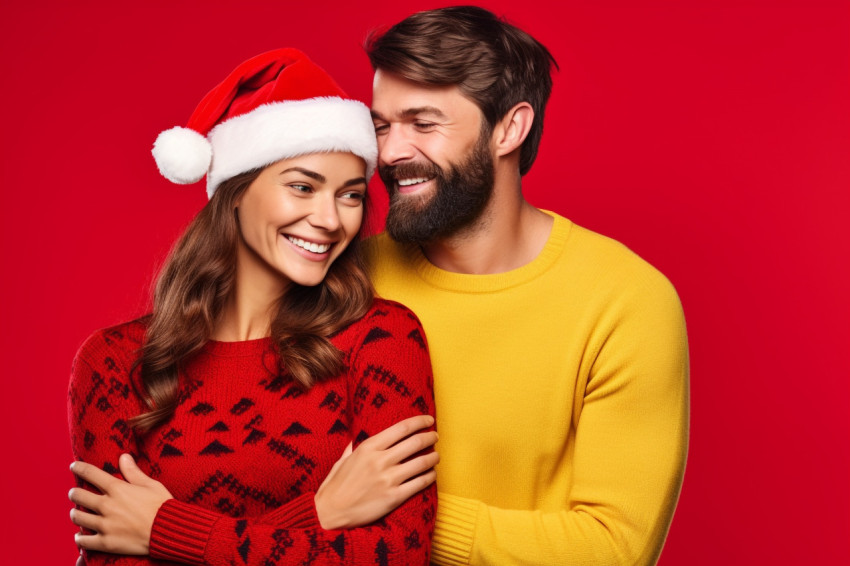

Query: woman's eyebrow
[280,167,325,183]
[281,167,366,188]
[343,177,368,188]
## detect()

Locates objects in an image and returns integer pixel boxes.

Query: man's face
[371,70,495,243]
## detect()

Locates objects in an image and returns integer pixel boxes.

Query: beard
[379,132,495,244]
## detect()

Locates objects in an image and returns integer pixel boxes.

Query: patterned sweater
[68,299,436,565]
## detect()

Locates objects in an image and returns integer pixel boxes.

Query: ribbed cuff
[431,492,479,565]
[149,499,218,564]
[261,492,320,528]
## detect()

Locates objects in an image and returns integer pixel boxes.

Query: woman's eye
[340,192,365,204]
[289,184,311,193]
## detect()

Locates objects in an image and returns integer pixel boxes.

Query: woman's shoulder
[332,298,427,350]
[73,318,149,375]
[359,298,426,334]
[367,298,423,322]
[343,299,433,401]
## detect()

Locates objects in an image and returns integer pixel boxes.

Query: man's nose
[378,124,416,165]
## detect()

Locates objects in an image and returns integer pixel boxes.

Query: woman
[67,48,438,565]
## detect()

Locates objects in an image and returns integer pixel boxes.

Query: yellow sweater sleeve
[433,274,688,566]
[432,275,689,566]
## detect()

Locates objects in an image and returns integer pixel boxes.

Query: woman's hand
[69,453,173,555]
[314,414,439,530]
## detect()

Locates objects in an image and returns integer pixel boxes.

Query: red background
[1,1,847,563]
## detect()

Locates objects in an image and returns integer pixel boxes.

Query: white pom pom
[152,127,212,184]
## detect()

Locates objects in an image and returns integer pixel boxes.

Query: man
[365,6,689,565]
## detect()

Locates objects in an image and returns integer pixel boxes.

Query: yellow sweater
[365,212,689,565]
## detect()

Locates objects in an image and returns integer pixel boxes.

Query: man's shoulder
[570,220,672,280]
[363,232,420,280]
[364,219,681,307]
[543,213,681,310]
[364,231,408,262]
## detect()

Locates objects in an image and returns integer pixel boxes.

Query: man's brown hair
[366,5,557,176]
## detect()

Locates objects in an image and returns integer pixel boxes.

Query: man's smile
[396,176,436,194]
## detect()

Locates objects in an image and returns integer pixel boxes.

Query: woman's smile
[285,235,334,255]
[235,152,367,290]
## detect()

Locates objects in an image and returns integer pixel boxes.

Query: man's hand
[315,414,439,529]
[69,453,173,555]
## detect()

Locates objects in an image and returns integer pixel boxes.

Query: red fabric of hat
[152,48,377,198]
[186,48,348,136]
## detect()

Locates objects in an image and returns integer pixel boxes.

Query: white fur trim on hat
[152,127,213,185]
[205,97,377,198]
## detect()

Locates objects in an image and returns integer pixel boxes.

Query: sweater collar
[403,211,572,294]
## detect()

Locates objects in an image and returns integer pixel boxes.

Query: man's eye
[374,123,389,135]
[414,122,436,130]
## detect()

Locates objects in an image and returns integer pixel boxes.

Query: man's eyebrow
[371,106,447,120]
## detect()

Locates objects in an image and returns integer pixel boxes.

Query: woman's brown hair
[131,166,374,432]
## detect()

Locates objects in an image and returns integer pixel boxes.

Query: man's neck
[421,182,553,275]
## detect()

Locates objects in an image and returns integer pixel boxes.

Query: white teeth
[287,236,331,254]
[398,177,430,187]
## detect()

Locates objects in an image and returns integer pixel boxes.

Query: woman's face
[235,152,367,290]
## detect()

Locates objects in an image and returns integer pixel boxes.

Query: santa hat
[152,48,377,198]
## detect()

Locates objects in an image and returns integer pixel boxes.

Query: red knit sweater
[68,299,436,565]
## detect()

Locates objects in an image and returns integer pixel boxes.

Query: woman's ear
[493,102,534,158]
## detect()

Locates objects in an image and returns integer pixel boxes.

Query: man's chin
[382,130,494,243]
[387,191,434,219]
[385,203,438,243]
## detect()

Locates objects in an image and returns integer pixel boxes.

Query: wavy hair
[131,167,374,432]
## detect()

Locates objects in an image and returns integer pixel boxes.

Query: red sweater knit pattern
[68,299,436,565]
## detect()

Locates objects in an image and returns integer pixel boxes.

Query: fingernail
[69,461,76,471]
